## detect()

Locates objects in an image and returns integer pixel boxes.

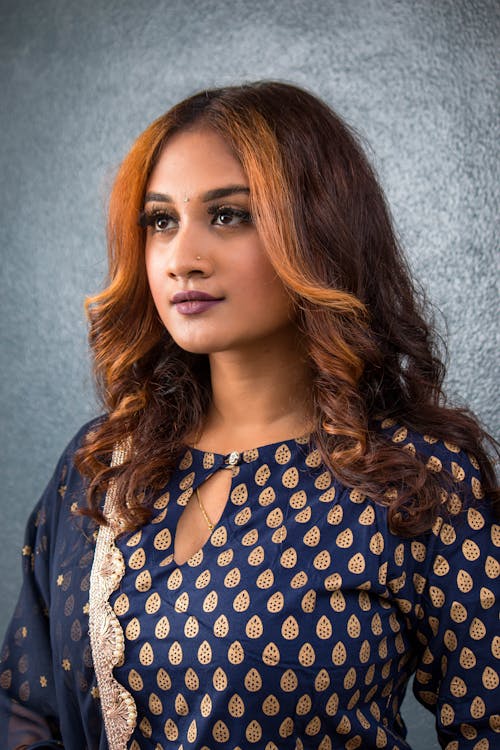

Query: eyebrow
[144,185,250,204]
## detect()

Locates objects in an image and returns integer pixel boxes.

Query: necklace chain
[195,486,214,531]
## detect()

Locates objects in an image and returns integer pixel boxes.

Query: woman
[0,82,498,750]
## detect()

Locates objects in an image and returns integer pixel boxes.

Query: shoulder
[33,416,108,524]
[49,414,107,483]
[62,414,108,462]
[372,422,498,603]
[376,417,486,505]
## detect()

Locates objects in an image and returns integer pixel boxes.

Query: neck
[196,330,314,453]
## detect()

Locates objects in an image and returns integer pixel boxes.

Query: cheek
[246,260,291,316]
[145,248,162,302]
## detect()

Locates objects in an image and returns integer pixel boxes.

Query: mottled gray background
[0,0,498,746]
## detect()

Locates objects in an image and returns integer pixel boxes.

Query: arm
[411,453,499,748]
[0,452,69,749]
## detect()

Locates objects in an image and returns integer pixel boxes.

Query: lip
[171,289,223,315]
[171,290,221,303]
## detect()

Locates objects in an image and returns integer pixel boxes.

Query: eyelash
[138,205,252,233]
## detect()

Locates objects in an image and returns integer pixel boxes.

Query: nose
[166,222,212,280]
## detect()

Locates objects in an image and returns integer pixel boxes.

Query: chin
[169,334,218,355]
[178,344,212,355]
[167,328,273,356]
[172,338,243,357]
[168,338,209,355]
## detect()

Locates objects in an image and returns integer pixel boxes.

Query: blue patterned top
[0,419,498,750]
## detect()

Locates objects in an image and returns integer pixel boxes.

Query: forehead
[147,127,247,192]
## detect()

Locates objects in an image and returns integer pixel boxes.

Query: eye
[153,214,173,231]
[138,209,177,232]
[209,206,252,226]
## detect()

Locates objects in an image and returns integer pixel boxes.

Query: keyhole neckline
[186,432,312,465]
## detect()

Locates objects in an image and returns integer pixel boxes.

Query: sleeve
[0,440,76,749]
[410,451,500,749]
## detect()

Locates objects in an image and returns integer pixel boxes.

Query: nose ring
[196,255,201,260]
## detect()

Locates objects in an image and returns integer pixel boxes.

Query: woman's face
[143,127,295,355]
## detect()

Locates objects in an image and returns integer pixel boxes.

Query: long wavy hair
[76,81,498,535]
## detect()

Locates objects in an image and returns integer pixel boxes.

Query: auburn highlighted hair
[76,81,499,534]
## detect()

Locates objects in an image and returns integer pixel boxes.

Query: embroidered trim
[89,440,137,750]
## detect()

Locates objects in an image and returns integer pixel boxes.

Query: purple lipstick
[171,290,223,315]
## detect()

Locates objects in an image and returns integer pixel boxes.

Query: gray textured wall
[0,1,498,747]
